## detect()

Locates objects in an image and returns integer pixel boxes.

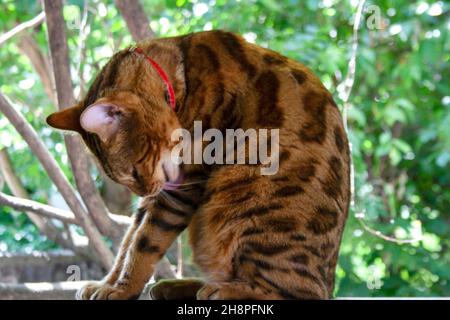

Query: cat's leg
[76,208,142,300]
[149,278,205,300]
[197,281,281,300]
[87,203,192,300]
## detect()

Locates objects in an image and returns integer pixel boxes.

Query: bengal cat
[46,30,350,300]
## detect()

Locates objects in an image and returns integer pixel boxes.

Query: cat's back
[174,30,345,136]
[173,30,351,212]
[168,31,352,298]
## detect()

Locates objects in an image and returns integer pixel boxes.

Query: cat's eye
[131,166,146,190]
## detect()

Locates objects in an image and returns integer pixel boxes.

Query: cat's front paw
[76,282,139,300]
[90,284,133,300]
[76,281,104,300]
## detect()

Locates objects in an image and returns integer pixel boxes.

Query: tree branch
[0,189,175,278]
[0,281,88,300]
[0,281,154,300]
[114,0,154,42]
[341,0,420,245]
[0,191,131,228]
[16,33,56,105]
[0,12,45,45]
[0,148,72,248]
[0,250,81,268]
[100,171,132,215]
[43,0,122,241]
[0,191,74,225]
[341,0,366,210]
[176,236,183,278]
[356,218,421,244]
[75,0,90,98]
[0,11,56,104]
[0,92,114,269]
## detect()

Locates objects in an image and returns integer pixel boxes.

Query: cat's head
[46,48,183,196]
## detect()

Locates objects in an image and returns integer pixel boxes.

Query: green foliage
[0,0,448,296]
[0,205,57,252]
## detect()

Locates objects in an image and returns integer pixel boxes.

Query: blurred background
[0,0,448,298]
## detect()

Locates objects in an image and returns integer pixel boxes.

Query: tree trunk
[43,0,123,242]
[114,0,154,42]
[16,33,56,105]
[0,93,114,269]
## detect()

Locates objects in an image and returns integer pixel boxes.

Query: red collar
[132,47,176,111]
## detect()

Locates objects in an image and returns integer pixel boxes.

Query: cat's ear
[79,103,122,143]
[46,104,83,133]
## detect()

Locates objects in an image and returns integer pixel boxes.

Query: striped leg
[89,200,192,300]
[76,208,145,300]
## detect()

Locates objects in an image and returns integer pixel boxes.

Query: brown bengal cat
[46,30,350,300]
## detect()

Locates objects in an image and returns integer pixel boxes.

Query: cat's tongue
[163,171,184,191]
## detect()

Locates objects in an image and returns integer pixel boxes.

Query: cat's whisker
[164,179,207,187]
[163,185,198,192]
[159,190,189,211]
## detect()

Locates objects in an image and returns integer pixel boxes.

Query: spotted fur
[47,30,350,300]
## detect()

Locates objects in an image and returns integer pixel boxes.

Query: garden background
[0,0,448,298]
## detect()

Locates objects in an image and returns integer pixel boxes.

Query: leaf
[436,151,450,167]
[393,139,412,154]
[384,106,407,125]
